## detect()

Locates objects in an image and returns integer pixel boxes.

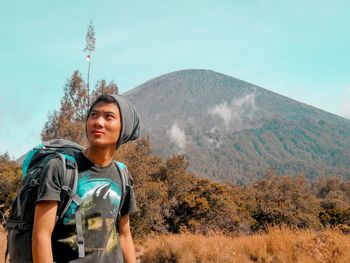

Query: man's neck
[83,146,115,167]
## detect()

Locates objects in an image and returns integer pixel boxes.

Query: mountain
[124,69,350,184]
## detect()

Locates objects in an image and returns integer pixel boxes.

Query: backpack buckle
[18,223,30,230]
[29,178,40,187]
[62,185,74,196]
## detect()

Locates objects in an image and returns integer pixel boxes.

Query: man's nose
[94,116,104,127]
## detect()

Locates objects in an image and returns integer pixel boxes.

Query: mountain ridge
[124,69,350,183]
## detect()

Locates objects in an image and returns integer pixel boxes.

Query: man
[32,94,140,263]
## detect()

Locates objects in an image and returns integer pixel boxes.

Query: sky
[1,0,350,159]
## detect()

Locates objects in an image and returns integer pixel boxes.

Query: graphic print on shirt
[60,172,122,253]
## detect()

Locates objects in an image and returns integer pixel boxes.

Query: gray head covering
[87,94,140,149]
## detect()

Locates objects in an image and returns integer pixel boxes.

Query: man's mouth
[92,130,105,135]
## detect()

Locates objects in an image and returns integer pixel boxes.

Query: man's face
[86,102,121,148]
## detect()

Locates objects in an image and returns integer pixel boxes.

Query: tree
[41,71,88,144]
[159,155,194,200]
[41,110,60,141]
[83,20,96,105]
[250,173,322,231]
[41,68,120,144]
[0,152,12,162]
[62,70,89,122]
[83,20,96,55]
[170,178,242,234]
[92,80,119,102]
[115,137,168,236]
[312,176,350,227]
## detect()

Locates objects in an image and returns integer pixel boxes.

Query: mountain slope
[124,69,350,184]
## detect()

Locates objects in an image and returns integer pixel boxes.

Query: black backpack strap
[75,207,85,258]
[6,220,31,230]
[16,184,26,218]
[56,153,85,258]
[114,161,129,223]
[16,171,40,218]
[56,153,82,218]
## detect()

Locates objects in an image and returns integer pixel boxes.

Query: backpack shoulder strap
[114,161,130,221]
[56,153,85,258]
[56,153,82,217]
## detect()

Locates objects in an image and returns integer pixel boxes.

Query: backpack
[5,139,130,262]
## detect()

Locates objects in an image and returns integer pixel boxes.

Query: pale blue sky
[1,0,350,158]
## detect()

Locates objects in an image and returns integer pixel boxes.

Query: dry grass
[0,227,7,262]
[2,227,349,263]
[139,228,350,263]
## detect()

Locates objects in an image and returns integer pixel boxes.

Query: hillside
[124,69,350,183]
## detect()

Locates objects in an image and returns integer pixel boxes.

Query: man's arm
[32,201,58,263]
[119,214,136,263]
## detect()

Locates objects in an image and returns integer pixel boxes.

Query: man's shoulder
[45,156,63,171]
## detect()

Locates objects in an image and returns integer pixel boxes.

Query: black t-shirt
[36,152,137,263]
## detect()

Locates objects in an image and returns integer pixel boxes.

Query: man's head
[86,94,140,149]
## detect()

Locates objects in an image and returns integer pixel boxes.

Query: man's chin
[88,139,116,149]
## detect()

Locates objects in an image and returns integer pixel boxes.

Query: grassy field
[138,228,350,263]
[2,227,349,262]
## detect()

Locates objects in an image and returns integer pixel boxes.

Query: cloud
[340,87,350,119]
[342,104,350,118]
[343,109,350,119]
[168,123,187,150]
[208,93,257,130]
[341,92,350,119]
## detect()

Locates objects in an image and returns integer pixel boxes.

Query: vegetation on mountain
[124,69,350,183]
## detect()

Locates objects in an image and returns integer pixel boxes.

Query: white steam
[168,123,187,150]
[209,102,232,128]
[209,93,257,130]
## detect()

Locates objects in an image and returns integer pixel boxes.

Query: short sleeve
[120,172,137,216]
[36,158,63,203]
